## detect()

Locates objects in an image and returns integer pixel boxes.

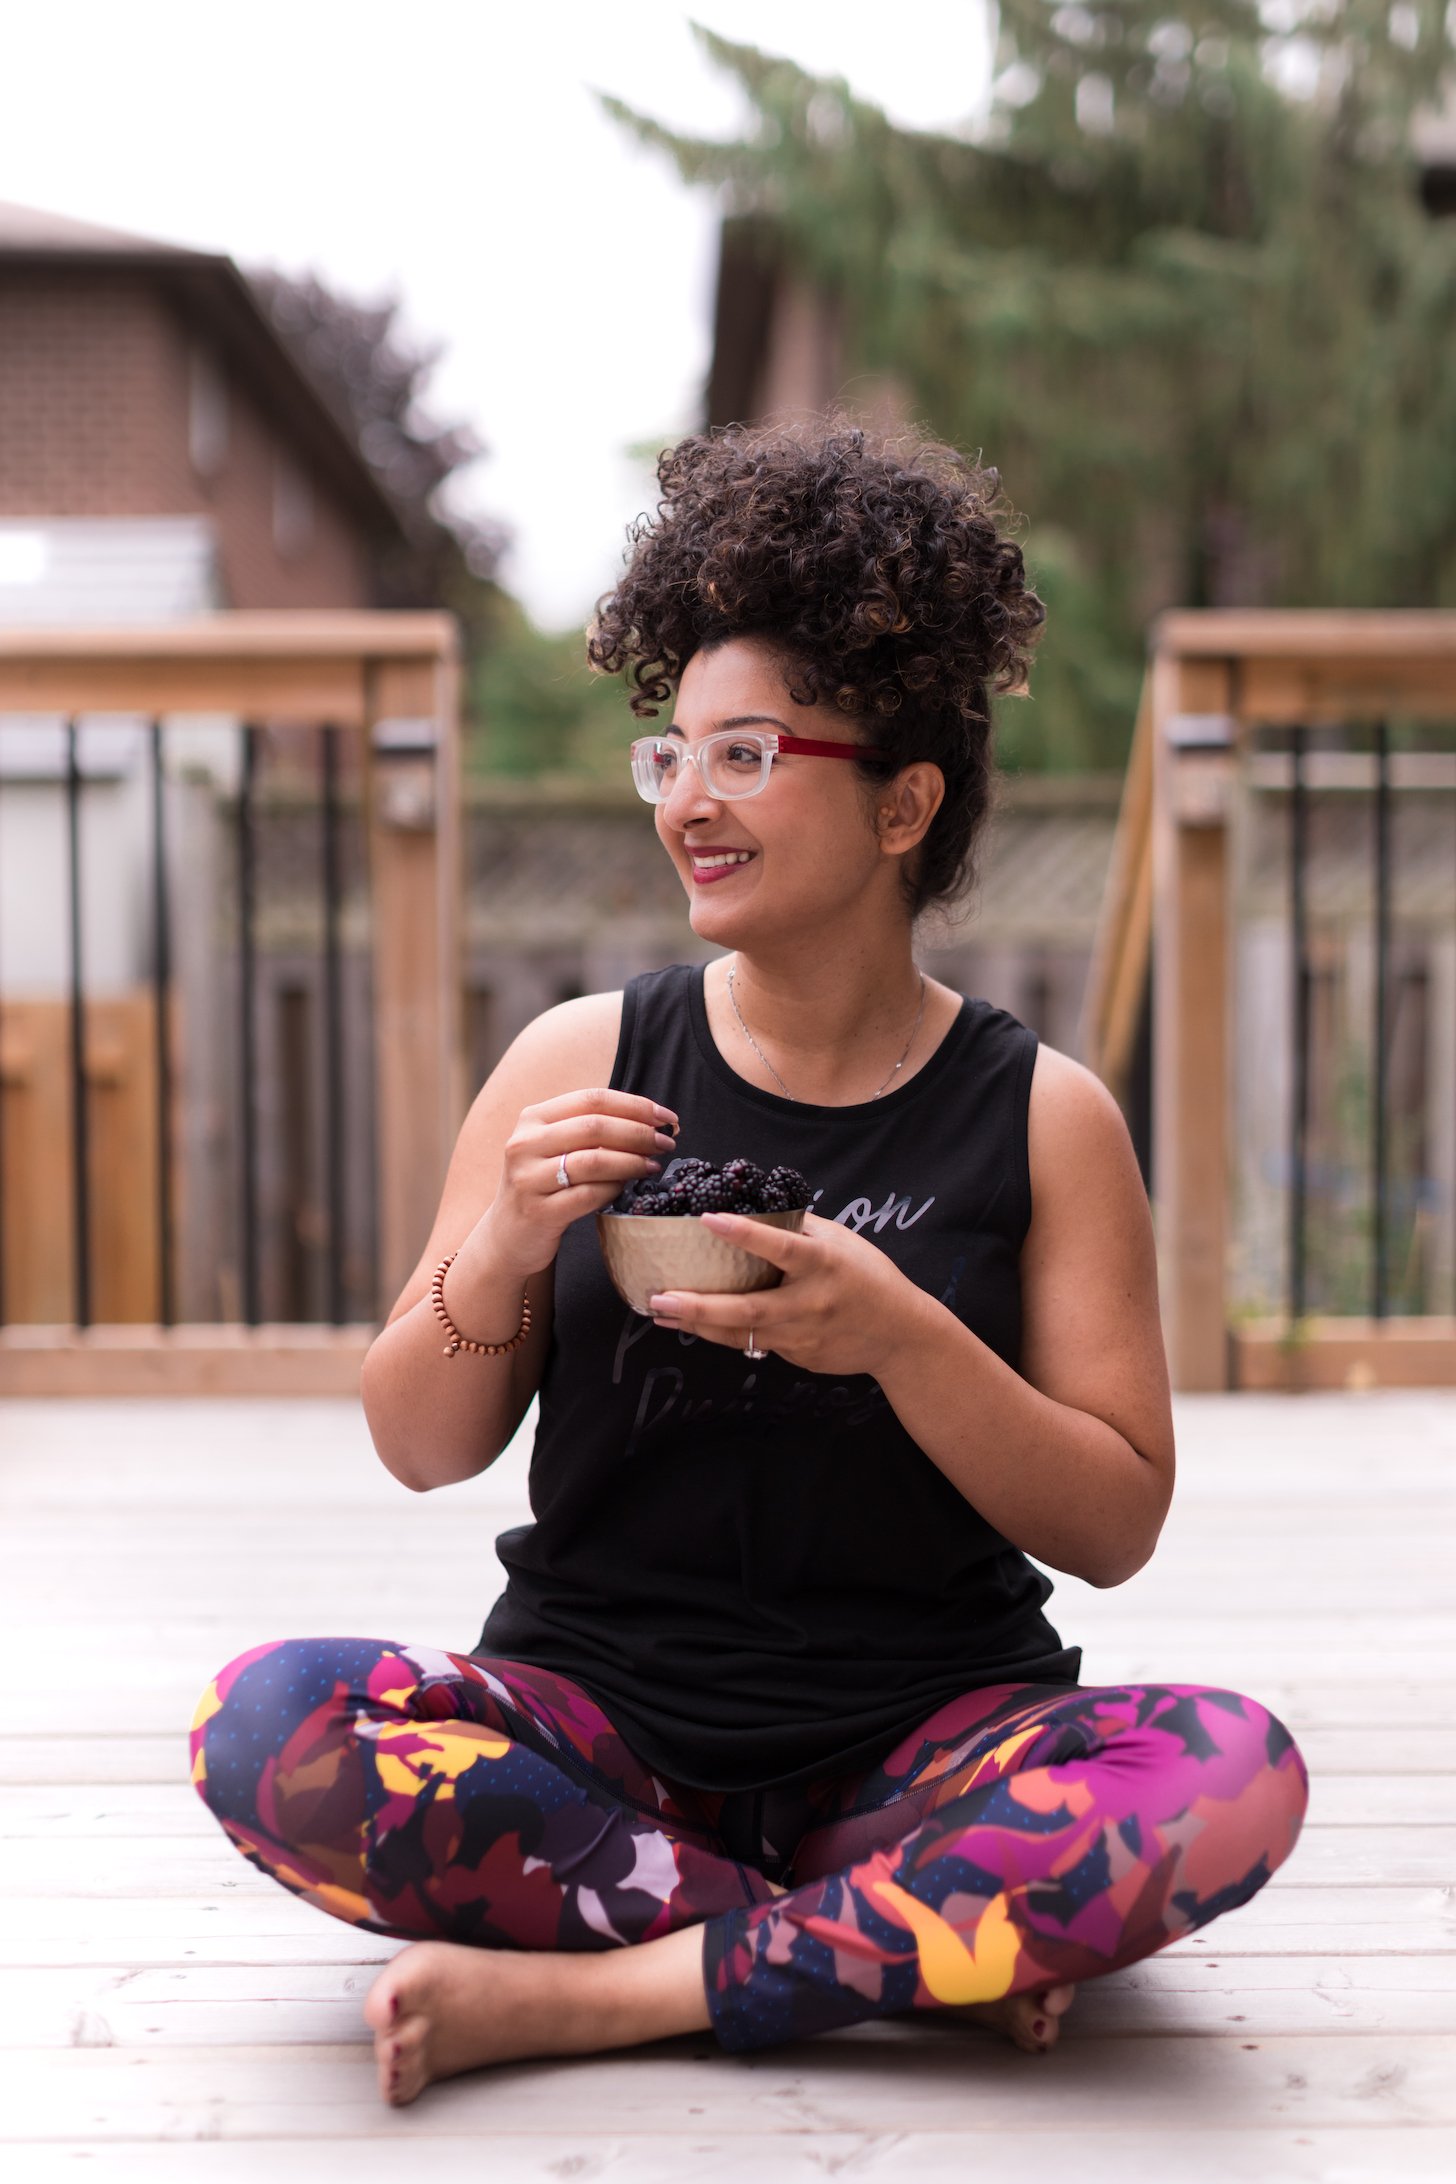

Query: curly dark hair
[587,415,1046,918]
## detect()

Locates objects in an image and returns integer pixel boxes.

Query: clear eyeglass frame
[629,728,883,804]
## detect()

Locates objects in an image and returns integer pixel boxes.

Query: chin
[686,897,743,944]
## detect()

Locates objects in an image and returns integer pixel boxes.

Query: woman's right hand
[479,1087,679,1278]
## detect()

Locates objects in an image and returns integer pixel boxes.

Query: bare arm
[871,1045,1175,1585]
[359,993,677,1493]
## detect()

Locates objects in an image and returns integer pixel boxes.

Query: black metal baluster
[1289,724,1310,1323]
[238,723,260,1326]
[321,723,346,1325]
[1371,718,1391,1320]
[149,721,174,1327]
[65,720,91,1328]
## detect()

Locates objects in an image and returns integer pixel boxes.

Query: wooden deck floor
[2,1387,1453,2182]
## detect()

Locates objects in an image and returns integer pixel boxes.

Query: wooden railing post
[1150,644,1237,1390]
[365,642,464,1320]
[1078,672,1154,1103]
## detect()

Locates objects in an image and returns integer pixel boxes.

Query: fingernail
[648,1294,680,1312]
[653,1106,678,1128]
[644,1160,662,1173]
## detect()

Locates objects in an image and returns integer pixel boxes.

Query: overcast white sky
[2,1,993,629]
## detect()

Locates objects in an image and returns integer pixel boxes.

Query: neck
[718,933,925,1102]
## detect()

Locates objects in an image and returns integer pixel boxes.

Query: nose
[660,747,722,827]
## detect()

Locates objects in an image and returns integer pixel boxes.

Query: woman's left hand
[646,1211,923,1378]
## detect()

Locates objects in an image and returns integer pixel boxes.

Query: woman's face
[651,636,892,950]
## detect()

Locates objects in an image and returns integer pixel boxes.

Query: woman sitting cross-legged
[191,416,1308,2106]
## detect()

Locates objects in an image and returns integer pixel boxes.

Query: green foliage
[467,594,632,782]
[600,3,1456,771]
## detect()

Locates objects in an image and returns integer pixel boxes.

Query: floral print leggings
[190,1636,1309,2053]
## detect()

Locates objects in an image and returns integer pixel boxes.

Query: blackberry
[613,1153,813,1216]
[662,1155,712,1186]
[768,1165,811,1209]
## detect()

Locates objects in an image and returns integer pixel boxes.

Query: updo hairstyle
[587,415,1046,918]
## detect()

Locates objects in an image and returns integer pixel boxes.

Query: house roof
[0,199,406,542]
[0,201,194,254]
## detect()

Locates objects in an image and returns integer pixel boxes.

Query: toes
[392,2013,429,2060]
[374,2014,430,2106]
[378,2038,420,2107]
[362,1974,400,2036]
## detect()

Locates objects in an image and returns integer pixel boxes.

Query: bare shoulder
[486,990,626,1110]
[450,988,627,1195]
[1025,1040,1131,1176]
[1019,1039,1175,1479]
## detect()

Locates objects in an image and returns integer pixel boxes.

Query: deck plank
[10,2132,1456,2184]
[3,2033,1456,2137]
[5,1956,1456,2049]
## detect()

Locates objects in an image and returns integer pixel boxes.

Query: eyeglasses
[629,728,888,804]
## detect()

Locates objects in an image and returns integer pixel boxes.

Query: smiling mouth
[689,850,755,872]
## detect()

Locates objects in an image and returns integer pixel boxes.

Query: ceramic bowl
[595,1207,806,1318]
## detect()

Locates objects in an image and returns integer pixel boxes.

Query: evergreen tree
[602,3,1456,771]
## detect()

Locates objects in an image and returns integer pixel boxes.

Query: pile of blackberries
[612,1156,811,1218]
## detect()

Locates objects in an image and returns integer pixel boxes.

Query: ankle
[559,1928,710,2052]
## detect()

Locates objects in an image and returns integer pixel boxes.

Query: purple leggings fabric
[190,1636,1308,2053]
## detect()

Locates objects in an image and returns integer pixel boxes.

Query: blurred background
[1,0,1454,1375]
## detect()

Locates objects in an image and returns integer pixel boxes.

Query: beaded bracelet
[430,1252,532,1358]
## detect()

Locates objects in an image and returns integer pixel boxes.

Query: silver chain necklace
[725,956,927,1102]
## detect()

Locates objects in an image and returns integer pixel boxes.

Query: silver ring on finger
[556,1153,572,1190]
[743,1327,768,1360]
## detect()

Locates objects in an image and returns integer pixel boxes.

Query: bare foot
[944,1979,1077,2054]
[363,1938,1073,2105]
[364,1941,566,2104]
[363,1925,709,2106]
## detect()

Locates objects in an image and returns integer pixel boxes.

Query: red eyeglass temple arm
[775,734,890,761]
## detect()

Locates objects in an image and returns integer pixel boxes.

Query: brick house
[0,196,408,611]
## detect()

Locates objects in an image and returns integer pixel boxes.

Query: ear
[876,762,944,856]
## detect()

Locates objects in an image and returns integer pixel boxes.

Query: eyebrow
[663,714,791,738]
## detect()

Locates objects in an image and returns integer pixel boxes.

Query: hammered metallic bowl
[596,1207,806,1318]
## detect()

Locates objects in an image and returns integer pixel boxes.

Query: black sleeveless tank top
[475,962,1081,1793]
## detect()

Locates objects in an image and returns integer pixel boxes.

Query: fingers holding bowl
[596,1207,804,1318]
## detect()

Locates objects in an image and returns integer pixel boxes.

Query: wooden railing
[1082,610,1456,1392]
[0,614,462,1394]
